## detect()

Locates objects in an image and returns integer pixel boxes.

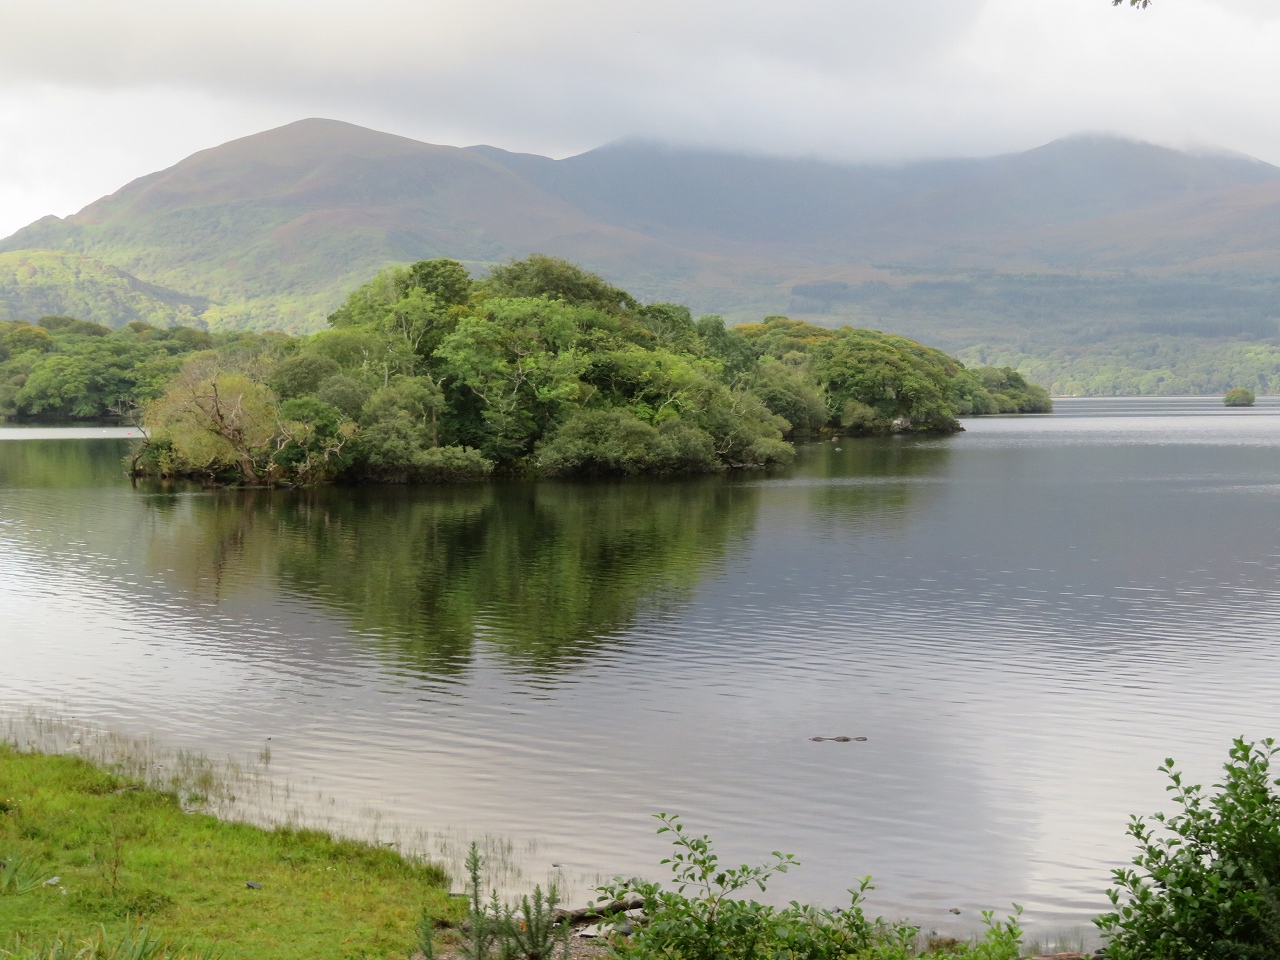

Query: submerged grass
[0,741,462,959]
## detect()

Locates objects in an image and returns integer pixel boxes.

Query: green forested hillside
[0,314,223,420]
[0,250,207,328]
[960,337,1280,396]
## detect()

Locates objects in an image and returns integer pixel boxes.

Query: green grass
[0,744,460,959]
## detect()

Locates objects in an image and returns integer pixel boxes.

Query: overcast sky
[1,0,1278,238]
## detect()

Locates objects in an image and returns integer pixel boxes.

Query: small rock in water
[949,907,961,915]
[245,881,264,890]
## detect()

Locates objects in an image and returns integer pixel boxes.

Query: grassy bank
[0,743,459,959]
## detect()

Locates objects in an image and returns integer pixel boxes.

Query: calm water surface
[3,398,1280,937]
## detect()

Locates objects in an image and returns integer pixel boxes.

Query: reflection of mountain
[138,479,762,676]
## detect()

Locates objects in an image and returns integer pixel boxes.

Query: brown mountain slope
[2,119,1279,364]
[0,119,753,330]
[1009,179,1280,273]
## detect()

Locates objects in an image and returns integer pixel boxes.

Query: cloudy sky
[1,0,1278,238]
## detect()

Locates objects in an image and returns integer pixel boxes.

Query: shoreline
[3,716,1102,959]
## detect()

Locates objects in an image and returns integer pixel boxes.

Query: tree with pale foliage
[144,367,279,483]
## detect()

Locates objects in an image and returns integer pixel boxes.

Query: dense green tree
[329,267,459,379]
[7,339,183,419]
[695,315,759,380]
[748,360,829,436]
[537,409,717,476]
[738,318,967,433]
[269,354,342,399]
[315,374,373,419]
[274,396,355,483]
[483,254,637,312]
[3,324,55,355]
[636,303,699,351]
[436,297,589,460]
[38,315,110,337]
[974,367,1052,413]
[407,258,472,307]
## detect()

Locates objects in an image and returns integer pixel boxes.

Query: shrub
[449,842,569,960]
[142,371,279,483]
[742,436,796,466]
[596,814,1023,960]
[1097,738,1280,959]
[1224,388,1256,407]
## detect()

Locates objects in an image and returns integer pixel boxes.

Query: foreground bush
[1097,738,1280,959]
[594,814,1022,960]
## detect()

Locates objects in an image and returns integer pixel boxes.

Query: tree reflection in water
[140,479,762,678]
[0,437,953,681]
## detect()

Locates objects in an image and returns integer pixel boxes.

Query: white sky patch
[1,0,1279,238]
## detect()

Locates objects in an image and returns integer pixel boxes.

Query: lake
[3,397,1280,941]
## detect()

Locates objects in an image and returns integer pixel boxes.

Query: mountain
[0,119,747,331]
[471,135,1280,264]
[4,118,1280,393]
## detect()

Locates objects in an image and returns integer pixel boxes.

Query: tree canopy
[4,255,1051,484]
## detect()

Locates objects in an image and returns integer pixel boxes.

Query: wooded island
[0,256,1050,483]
